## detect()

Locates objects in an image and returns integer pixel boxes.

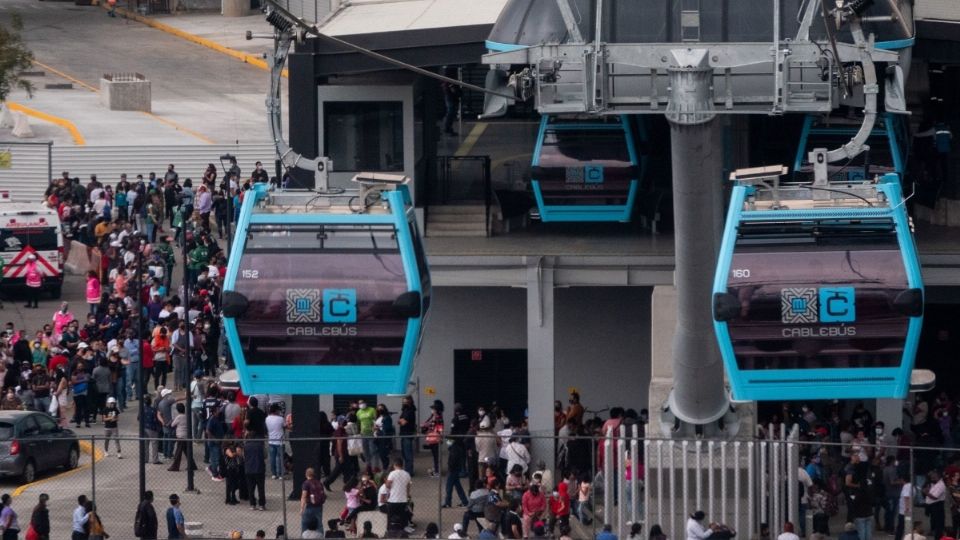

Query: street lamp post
[136,237,146,501]
[183,228,196,492]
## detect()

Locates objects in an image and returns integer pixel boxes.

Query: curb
[95,1,287,77]
[6,101,86,145]
[11,440,104,498]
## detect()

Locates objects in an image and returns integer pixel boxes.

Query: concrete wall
[411,286,527,415]
[405,285,653,422]
[554,286,652,414]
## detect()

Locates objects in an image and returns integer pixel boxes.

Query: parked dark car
[0,411,79,483]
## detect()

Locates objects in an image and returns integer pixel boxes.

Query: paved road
[1,0,280,144]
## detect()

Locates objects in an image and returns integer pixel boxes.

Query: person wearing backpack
[134,491,158,540]
[300,467,327,537]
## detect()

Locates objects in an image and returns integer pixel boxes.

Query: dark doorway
[915,303,960,395]
[454,349,528,422]
[333,394,377,414]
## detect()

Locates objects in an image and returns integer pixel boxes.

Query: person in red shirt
[521,483,547,538]
[548,481,571,536]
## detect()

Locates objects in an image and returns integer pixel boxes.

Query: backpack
[469,492,488,513]
[483,492,503,523]
[305,479,327,506]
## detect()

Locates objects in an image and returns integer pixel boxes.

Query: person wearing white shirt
[686,511,715,540]
[897,480,912,540]
[777,522,800,540]
[265,404,286,479]
[504,437,531,475]
[72,495,91,538]
[386,458,414,533]
[924,471,946,539]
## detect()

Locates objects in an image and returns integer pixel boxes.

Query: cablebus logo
[780,287,856,337]
[286,288,358,336]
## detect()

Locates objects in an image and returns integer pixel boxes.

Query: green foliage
[0,13,35,102]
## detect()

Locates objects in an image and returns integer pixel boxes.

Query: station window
[324,101,404,172]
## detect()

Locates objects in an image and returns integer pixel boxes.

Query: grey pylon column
[663,49,730,431]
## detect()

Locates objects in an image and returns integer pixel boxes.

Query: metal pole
[664,49,729,430]
[137,245,146,501]
[91,435,97,505]
[183,229,195,492]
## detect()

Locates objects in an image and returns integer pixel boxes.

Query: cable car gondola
[712,165,923,401]
[530,115,645,222]
[222,179,430,395]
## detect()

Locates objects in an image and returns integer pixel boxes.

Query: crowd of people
[3,166,959,540]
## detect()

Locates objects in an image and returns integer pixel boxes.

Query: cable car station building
[281,0,960,437]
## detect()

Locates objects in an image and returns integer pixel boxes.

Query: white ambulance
[0,191,65,298]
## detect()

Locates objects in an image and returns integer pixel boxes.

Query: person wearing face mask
[565,392,584,427]
[170,322,192,392]
[0,389,21,410]
[53,302,75,341]
[397,396,417,476]
[521,482,547,538]
[874,422,896,459]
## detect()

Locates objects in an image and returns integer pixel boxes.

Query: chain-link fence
[9,429,955,539]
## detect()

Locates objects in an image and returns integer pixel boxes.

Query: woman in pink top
[24,254,42,308]
[86,271,101,315]
[52,302,74,341]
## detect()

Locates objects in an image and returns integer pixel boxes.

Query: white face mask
[876,427,884,435]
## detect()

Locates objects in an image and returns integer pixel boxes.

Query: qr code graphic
[286,288,322,323]
[781,287,818,324]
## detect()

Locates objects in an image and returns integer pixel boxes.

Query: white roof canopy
[319,0,509,37]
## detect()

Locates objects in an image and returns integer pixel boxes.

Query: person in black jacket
[30,493,50,540]
[443,439,469,508]
[135,491,158,540]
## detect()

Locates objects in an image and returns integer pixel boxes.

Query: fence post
[603,428,612,527]
[281,465,288,535]
[616,430,625,537]
[91,435,97,506]
[436,437,444,534]
[631,425,639,526]
[908,447,915,532]
[590,433,598,539]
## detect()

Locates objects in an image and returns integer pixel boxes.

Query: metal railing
[429,155,492,235]
[10,428,949,539]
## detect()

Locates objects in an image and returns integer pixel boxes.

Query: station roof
[318,0,509,37]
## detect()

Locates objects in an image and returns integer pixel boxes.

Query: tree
[0,14,35,103]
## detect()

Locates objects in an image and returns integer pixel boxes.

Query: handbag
[347,435,363,457]
[25,524,38,540]
[425,425,442,446]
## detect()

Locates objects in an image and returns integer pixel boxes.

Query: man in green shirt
[154,236,175,291]
[187,242,208,286]
[355,400,377,464]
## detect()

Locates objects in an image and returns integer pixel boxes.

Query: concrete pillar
[526,256,555,471]
[221,0,252,17]
[876,398,905,433]
[648,285,679,437]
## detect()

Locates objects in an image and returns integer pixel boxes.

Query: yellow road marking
[12,440,103,498]
[32,61,101,93]
[94,1,287,78]
[454,122,488,157]
[6,101,86,145]
[32,60,215,144]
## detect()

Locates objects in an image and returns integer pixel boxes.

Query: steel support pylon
[661,49,739,437]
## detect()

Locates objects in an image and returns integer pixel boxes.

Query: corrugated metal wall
[0,143,275,203]
[275,0,333,23]
[917,0,960,22]
[0,142,52,203]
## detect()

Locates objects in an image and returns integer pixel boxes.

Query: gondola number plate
[242,269,260,279]
[731,269,751,278]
